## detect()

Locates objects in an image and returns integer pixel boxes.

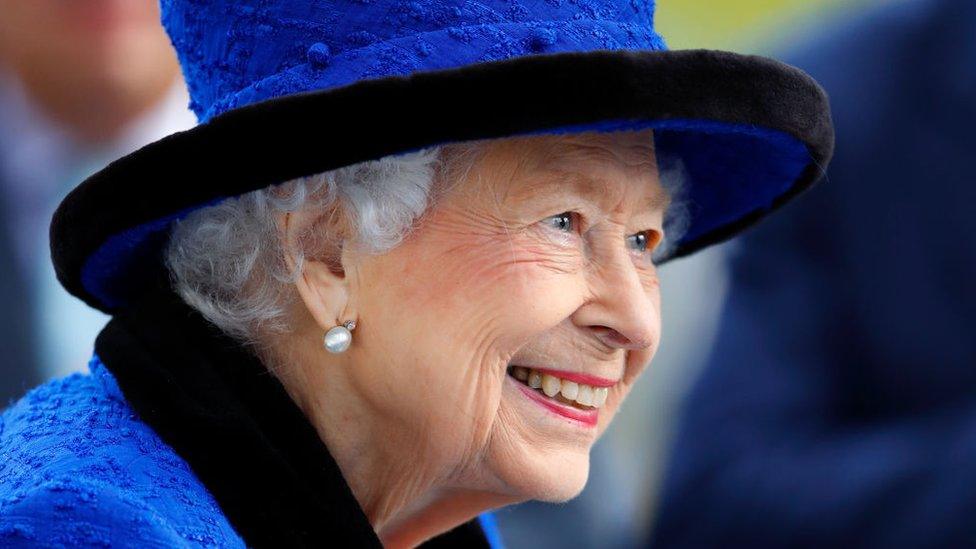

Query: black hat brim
[51,48,834,313]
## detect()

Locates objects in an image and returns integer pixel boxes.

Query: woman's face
[328,129,665,502]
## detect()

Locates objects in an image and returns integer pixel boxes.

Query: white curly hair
[164,136,687,343]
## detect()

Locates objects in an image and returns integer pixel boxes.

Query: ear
[279,208,357,333]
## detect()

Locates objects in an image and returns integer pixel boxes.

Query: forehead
[527,131,657,171]
[486,131,667,212]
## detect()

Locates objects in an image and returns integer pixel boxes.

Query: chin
[531,452,591,502]
[491,443,592,503]
[533,466,590,503]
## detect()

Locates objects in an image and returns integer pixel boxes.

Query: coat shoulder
[0,357,244,547]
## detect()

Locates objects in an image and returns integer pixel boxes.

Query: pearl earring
[323,320,356,354]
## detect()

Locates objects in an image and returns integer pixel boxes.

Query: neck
[268,332,519,548]
[378,489,513,548]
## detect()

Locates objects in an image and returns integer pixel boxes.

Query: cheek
[348,228,587,461]
[395,226,588,349]
[349,209,643,487]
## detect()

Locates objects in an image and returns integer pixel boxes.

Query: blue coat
[0,290,501,547]
[0,357,245,547]
[651,0,976,547]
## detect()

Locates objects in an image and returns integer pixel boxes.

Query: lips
[514,382,599,426]
[507,365,616,426]
[529,367,617,389]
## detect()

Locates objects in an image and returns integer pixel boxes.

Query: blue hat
[52,0,833,312]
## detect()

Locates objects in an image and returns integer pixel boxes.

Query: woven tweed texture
[161,0,664,120]
[0,357,244,547]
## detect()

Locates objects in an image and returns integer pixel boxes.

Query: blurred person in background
[0,0,194,403]
[651,0,976,547]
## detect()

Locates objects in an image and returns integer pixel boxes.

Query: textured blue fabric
[0,356,245,547]
[0,353,503,547]
[156,0,809,236]
[651,0,976,547]
[74,0,816,310]
[159,0,664,122]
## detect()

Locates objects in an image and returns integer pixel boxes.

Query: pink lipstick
[514,381,599,426]
[530,367,617,388]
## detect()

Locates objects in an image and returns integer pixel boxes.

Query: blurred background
[657,0,869,50]
[0,0,194,403]
[5,1,975,548]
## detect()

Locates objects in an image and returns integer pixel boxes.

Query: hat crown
[161,0,662,121]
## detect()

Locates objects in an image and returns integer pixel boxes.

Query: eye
[626,232,649,252]
[626,230,660,258]
[542,211,578,233]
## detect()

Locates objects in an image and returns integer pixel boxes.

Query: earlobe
[280,210,356,334]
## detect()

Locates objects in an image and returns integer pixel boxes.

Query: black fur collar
[94,289,490,548]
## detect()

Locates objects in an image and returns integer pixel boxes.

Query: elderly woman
[0,0,832,547]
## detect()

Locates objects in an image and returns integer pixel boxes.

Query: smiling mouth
[506,365,609,410]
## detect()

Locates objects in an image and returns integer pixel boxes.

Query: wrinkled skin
[274,129,666,548]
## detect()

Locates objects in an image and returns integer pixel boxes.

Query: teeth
[541,374,561,398]
[576,385,594,407]
[560,380,579,401]
[527,371,543,389]
[593,387,609,407]
[510,367,614,409]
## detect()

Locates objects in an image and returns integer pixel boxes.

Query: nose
[571,250,659,351]
[592,326,651,350]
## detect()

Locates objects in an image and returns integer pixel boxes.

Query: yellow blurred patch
[656,0,877,52]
